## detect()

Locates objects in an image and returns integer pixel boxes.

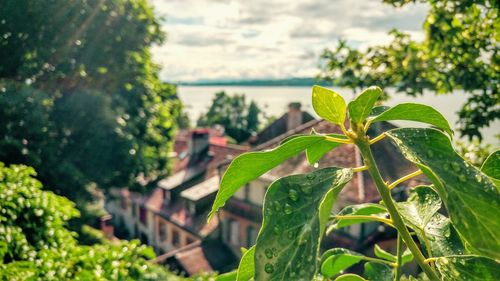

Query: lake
[178,86,499,145]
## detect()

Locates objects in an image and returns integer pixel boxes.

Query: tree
[0,162,183,280]
[0,0,181,200]
[209,86,500,280]
[197,91,262,143]
[320,0,499,140]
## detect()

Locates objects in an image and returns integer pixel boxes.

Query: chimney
[189,129,210,155]
[287,102,303,131]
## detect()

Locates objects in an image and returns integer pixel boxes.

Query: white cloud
[150,0,428,82]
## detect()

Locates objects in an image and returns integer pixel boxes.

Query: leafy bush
[0,162,180,280]
[209,86,500,280]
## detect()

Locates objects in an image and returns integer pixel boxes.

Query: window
[247,226,258,247]
[172,229,180,247]
[132,203,137,217]
[139,207,148,226]
[163,190,171,206]
[158,220,167,242]
[229,220,240,246]
[222,218,230,243]
[248,183,265,205]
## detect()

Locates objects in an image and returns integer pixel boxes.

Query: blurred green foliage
[0,0,183,201]
[0,162,184,280]
[320,0,499,140]
[197,92,261,143]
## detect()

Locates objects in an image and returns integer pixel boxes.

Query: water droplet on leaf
[284,203,293,214]
[265,263,274,273]
[288,189,299,201]
[265,248,273,259]
[451,162,461,172]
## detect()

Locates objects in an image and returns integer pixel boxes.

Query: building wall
[154,216,199,254]
[220,210,260,255]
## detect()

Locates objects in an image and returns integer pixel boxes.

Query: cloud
[150,0,428,82]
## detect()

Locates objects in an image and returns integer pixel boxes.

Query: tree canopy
[197,91,261,143]
[0,0,182,200]
[320,0,499,140]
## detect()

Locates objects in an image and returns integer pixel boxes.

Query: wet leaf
[481,150,500,188]
[396,185,464,257]
[312,85,346,125]
[254,167,352,281]
[320,248,366,278]
[371,103,452,137]
[348,86,382,124]
[369,105,390,117]
[434,255,500,280]
[330,203,387,230]
[334,274,367,281]
[364,262,393,281]
[387,128,499,259]
[209,135,326,220]
[237,246,255,281]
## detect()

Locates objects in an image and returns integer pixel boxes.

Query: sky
[150,0,428,82]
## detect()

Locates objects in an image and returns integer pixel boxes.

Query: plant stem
[355,138,440,281]
[388,170,423,190]
[395,234,403,281]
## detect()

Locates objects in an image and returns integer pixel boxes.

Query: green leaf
[215,271,238,281]
[374,245,396,262]
[280,132,347,165]
[396,185,464,257]
[334,274,367,281]
[320,248,365,278]
[371,103,453,137]
[312,85,346,125]
[401,248,414,266]
[254,167,353,281]
[387,128,500,259]
[364,262,393,281]
[330,203,387,230]
[348,86,382,124]
[434,255,500,280]
[369,105,390,117]
[481,150,500,187]
[306,134,347,164]
[237,246,255,281]
[209,135,326,220]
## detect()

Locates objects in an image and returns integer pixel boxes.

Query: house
[106,127,248,275]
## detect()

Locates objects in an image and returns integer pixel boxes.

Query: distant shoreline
[174,77,331,87]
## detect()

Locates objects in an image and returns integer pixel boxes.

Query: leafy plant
[209,86,500,280]
[0,162,182,280]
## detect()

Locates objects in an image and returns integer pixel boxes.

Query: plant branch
[325,136,352,144]
[388,170,423,190]
[394,234,403,281]
[355,137,440,281]
[352,165,368,172]
[333,215,394,228]
[369,133,386,144]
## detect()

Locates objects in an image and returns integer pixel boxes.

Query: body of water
[178,86,499,145]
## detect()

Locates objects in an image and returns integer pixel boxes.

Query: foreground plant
[209,86,500,280]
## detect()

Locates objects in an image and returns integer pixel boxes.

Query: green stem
[355,138,439,281]
[395,234,403,281]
